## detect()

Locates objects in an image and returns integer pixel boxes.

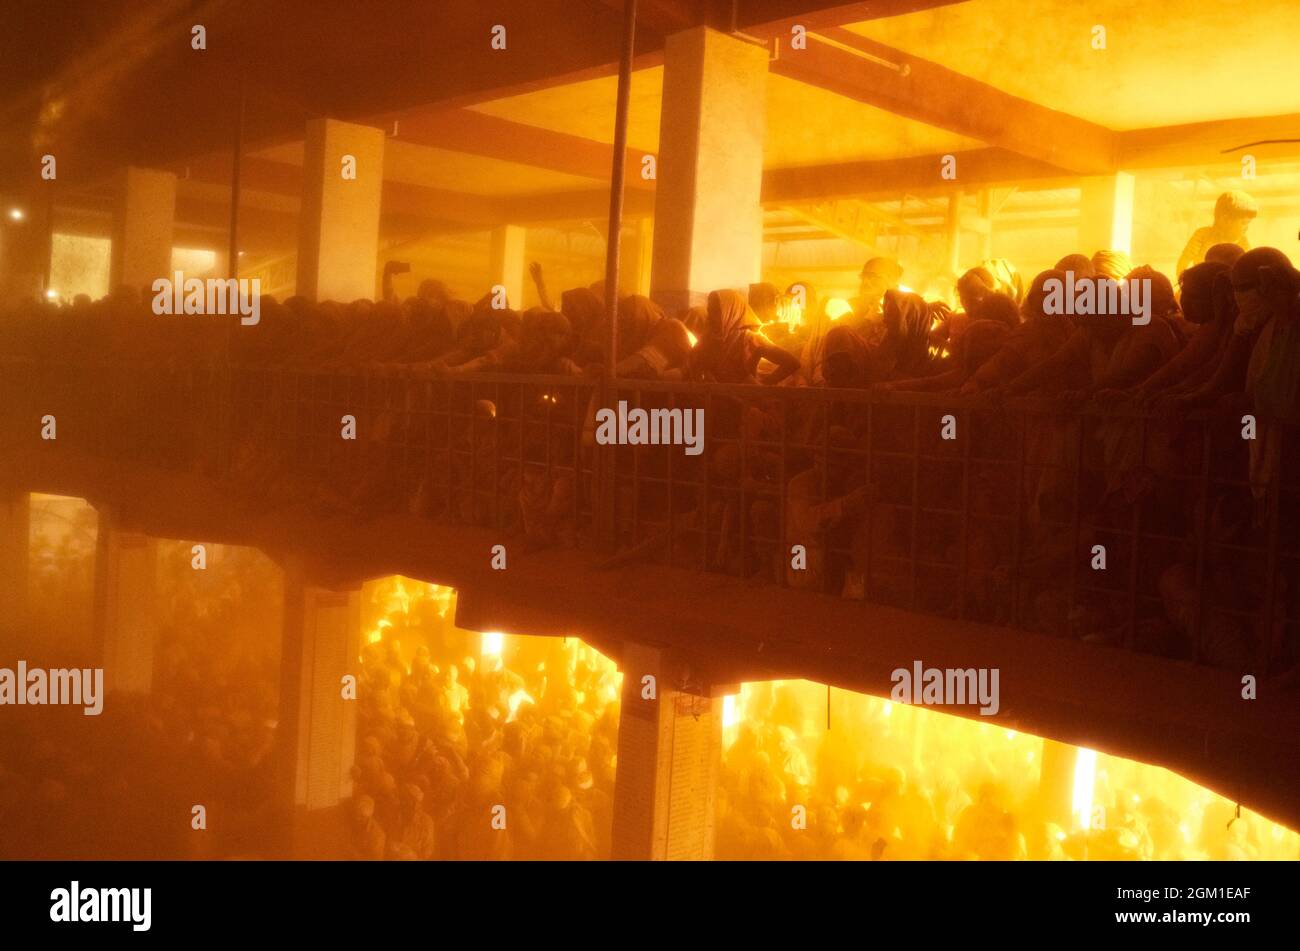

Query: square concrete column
[1078,172,1135,256]
[92,516,159,696]
[109,167,177,293]
[650,27,768,314]
[0,493,30,639]
[620,218,654,297]
[611,642,721,860]
[296,118,386,303]
[489,224,526,309]
[278,576,361,812]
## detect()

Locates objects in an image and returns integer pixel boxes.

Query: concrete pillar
[976,188,994,261]
[296,118,386,303]
[649,27,768,314]
[945,191,964,277]
[0,493,30,640]
[92,516,158,696]
[109,167,177,294]
[619,217,654,297]
[1078,172,1135,256]
[611,642,721,860]
[278,575,361,814]
[489,223,526,309]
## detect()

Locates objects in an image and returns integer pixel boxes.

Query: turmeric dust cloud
[718,679,1300,860]
[362,577,1298,861]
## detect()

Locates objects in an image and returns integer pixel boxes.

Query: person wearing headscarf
[1205,242,1247,268]
[1054,253,1094,277]
[1091,249,1134,283]
[1177,190,1258,276]
[818,322,880,389]
[1002,268,1180,398]
[1085,265,1186,497]
[616,294,664,359]
[691,288,800,385]
[749,281,797,350]
[1132,261,1237,407]
[967,268,1075,394]
[431,294,520,372]
[508,308,577,374]
[881,289,940,381]
[881,318,1011,392]
[1230,247,1300,509]
[615,316,694,380]
[952,265,1021,341]
[561,287,607,368]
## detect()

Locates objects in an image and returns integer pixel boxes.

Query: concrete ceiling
[848,0,1300,131]
[468,66,982,167]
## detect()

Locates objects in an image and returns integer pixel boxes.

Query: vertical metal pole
[229,71,246,281]
[597,0,638,548]
[42,191,54,295]
[218,69,247,478]
[603,0,637,375]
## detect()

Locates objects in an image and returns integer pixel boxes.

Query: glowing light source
[8,208,24,222]
[686,329,698,346]
[721,678,1300,859]
[480,631,504,658]
[45,289,59,301]
[824,298,853,321]
[722,693,738,728]
[1072,747,1098,831]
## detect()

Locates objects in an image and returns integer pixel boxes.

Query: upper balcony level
[4,346,1298,830]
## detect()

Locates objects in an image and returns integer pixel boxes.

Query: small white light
[8,208,25,222]
[45,289,58,300]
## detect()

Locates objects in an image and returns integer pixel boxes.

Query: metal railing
[4,355,1296,675]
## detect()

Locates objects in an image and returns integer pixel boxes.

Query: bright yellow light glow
[1072,748,1098,831]
[721,693,740,747]
[686,329,698,346]
[45,289,59,300]
[720,679,1300,860]
[824,298,853,321]
[8,208,24,221]
[49,233,110,301]
[480,631,505,658]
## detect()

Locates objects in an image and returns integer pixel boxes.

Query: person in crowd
[691,288,801,385]
[854,257,904,323]
[1177,190,1257,276]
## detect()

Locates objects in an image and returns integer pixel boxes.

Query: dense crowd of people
[717,679,1299,860]
[4,501,1297,861]
[350,616,621,860]
[2,192,1297,680]
[0,534,283,859]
